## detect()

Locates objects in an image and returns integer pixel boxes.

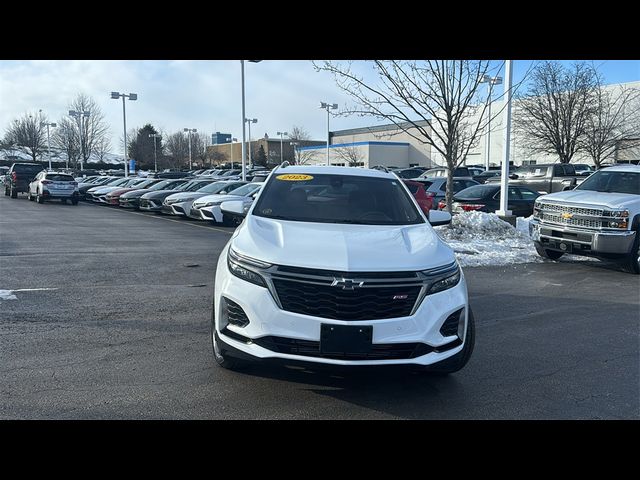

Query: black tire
[60,198,67,204]
[4,187,9,196]
[36,193,44,204]
[422,308,476,375]
[10,186,17,198]
[621,230,640,274]
[211,302,248,371]
[222,214,241,227]
[28,191,34,201]
[71,198,79,205]
[534,241,564,260]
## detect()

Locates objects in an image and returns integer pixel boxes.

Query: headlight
[227,248,270,288]
[426,265,461,295]
[203,201,222,208]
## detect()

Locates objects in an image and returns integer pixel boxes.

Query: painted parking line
[0,287,58,301]
[81,202,233,235]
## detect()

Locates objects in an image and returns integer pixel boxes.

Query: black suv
[4,163,45,198]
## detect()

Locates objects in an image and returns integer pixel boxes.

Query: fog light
[457,309,466,341]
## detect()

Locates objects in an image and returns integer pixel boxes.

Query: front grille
[539,203,604,217]
[173,205,185,214]
[224,297,250,327]
[272,279,420,320]
[540,212,602,229]
[252,336,435,360]
[201,209,213,218]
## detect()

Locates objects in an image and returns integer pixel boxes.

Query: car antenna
[280,161,290,168]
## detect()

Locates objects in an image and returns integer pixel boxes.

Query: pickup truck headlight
[227,248,270,288]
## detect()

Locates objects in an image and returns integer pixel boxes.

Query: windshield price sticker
[276,174,314,181]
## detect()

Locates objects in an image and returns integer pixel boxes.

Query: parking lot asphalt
[1,193,639,419]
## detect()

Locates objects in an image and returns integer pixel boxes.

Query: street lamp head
[491,76,503,85]
[69,110,77,116]
[320,102,327,109]
[111,92,121,99]
[331,104,338,110]
[128,93,138,101]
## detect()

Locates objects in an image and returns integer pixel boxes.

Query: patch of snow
[434,211,594,268]
[0,289,18,301]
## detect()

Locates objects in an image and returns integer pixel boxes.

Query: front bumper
[119,197,140,208]
[197,205,223,222]
[139,199,163,211]
[213,249,469,367]
[162,201,192,216]
[530,218,636,255]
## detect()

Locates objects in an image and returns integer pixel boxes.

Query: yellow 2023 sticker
[276,174,314,181]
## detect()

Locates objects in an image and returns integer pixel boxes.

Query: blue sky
[0,60,637,150]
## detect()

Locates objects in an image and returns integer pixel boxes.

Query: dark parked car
[4,163,46,198]
[439,184,541,217]
[392,167,429,179]
[573,164,595,176]
[119,179,190,209]
[103,179,163,205]
[473,170,502,184]
[418,166,475,181]
[77,176,117,199]
[148,170,192,179]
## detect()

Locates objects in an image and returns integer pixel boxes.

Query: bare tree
[580,79,640,168]
[515,61,599,164]
[289,125,315,165]
[192,132,210,167]
[165,131,190,169]
[95,137,112,164]
[314,60,505,212]
[334,144,365,166]
[52,117,81,168]
[4,111,48,162]
[68,94,111,165]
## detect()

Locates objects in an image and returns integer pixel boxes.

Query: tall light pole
[320,102,338,165]
[240,60,262,181]
[69,110,90,171]
[276,131,288,164]
[497,60,513,219]
[245,118,257,168]
[41,120,57,171]
[184,128,197,170]
[230,137,238,167]
[149,133,161,172]
[479,74,503,171]
[290,141,299,165]
[110,92,137,177]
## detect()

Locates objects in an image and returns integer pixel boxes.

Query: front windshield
[180,180,213,192]
[253,173,424,225]
[228,183,261,196]
[196,181,236,194]
[575,170,639,195]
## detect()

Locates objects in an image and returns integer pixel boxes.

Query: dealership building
[297,80,639,169]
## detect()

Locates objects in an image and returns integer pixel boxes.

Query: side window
[508,187,521,199]
[452,180,465,192]
[562,164,576,176]
[518,188,539,200]
[553,165,564,177]
[405,184,419,194]
[439,182,447,192]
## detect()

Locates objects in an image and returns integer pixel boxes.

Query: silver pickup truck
[529,165,640,273]
[487,163,584,194]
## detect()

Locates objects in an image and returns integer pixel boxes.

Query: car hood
[539,190,638,210]
[107,187,136,196]
[140,189,183,199]
[193,193,244,206]
[231,216,456,272]
[89,186,122,194]
[165,191,210,202]
[120,188,151,198]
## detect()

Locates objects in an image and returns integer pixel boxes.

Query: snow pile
[435,211,542,267]
[435,211,594,267]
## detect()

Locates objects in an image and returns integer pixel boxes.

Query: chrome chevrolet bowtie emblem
[331,278,364,290]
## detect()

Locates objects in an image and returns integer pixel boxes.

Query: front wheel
[71,198,79,205]
[28,191,34,201]
[534,241,564,260]
[211,303,248,371]
[36,193,44,204]
[60,198,67,204]
[10,186,17,198]
[5,187,9,196]
[422,308,475,375]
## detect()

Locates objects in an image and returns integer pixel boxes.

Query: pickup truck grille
[540,212,603,229]
[540,203,604,217]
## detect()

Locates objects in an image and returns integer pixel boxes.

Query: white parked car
[212,166,474,373]
[28,171,79,204]
[530,164,640,273]
[162,180,247,217]
[190,182,264,224]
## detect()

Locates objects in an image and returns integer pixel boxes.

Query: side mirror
[508,173,519,179]
[429,210,452,227]
[221,200,247,219]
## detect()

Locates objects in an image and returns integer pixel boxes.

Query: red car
[403,180,434,216]
[103,179,162,205]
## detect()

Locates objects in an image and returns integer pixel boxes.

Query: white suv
[212,166,475,373]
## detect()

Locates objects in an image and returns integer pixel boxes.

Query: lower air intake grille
[224,297,250,327]
[440,308,464,337]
